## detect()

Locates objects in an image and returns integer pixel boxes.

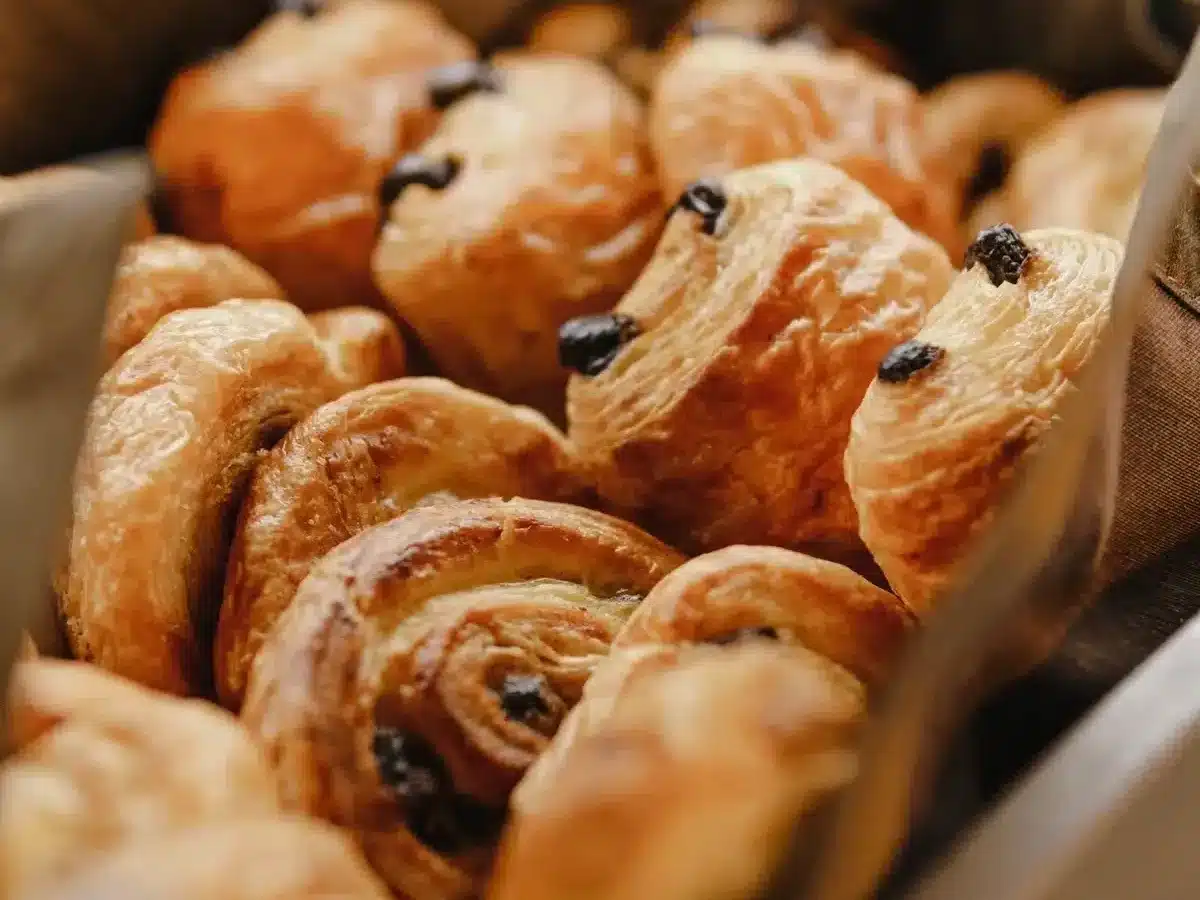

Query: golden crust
[242,498,683,899]
[103,236,284,366]
[308,307,407,392]
[60,300,339,696]
[649,36,959,254]
[491,642,864,900]
[216,377,588,707]
[566,159,952,558]
[846,228,1123,612]
[616,545,915,685]
[528,3,632,61]
[150,0,474,310]
[372,53,662,414]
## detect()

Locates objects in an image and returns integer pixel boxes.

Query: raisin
[373,728,444,809]
[275,0,321,16]
[710,626,780,646]
[965,142,1011,212]
[378,155,461,210]
[673,179,727,236]
[427,61,503,110]
[558,313,640,376]
[498,673,550,722]
[878,340,945,384]
[964,224,1032,287]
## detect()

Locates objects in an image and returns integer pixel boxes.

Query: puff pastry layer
[309,306,408,392]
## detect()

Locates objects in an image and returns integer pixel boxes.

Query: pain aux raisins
[427,61,503,110]
[558,313,641,377]
[672,179,728,236]
[710,626,780,646]
[964,224,1032,287]
[378,154,462,210]
[497,673,550,723]
[878,340,945,384]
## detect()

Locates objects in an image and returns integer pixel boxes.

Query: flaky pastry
[846,225,1122,612]
[150,0,474,310]
[372,53,661,414]
[528,3,632,61]
[216,377,587,707]
[60,300,344,696]
[490,642,864,900]
[649,35,959,253]
[565,159,952,559]
[308,306,408,392]
[242,498,683,899]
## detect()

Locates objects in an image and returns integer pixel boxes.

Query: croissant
[649,34,959,254]
[216,377,587,707]
[846,225,1123,612]
[564,158,952,560]
[372,52,661,414]
[150,0,474,310]
[308,307,408,393]
[242,498,683,899]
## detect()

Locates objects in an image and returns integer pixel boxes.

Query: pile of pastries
[6,0,1144,898]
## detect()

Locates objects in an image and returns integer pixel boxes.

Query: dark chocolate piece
[275,0,321,17]
[878,340,946,384]
[378,154,461,210]
[673,179,728,236]
[558,313,641,377]
[964,224,1032,287]
[427,61,503,110]
[498,673,550,722]
[710,626,781,646]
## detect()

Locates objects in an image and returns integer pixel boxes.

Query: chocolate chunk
[275,0,321,17]
[379,155,461,210]
[964,224,1032,287]
[965,142,1011,212]
[498,673,550,722]
[673,179,727,236]
[710,626,780,646]
[427,61,503,110]
[878,340,945,384]
[558,313,640,377]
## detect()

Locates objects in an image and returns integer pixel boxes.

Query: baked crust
[241,498,683,899]
[491,642,864,900]
[150,0,474,310]
[60,300,339,695]
[846,227,1123,612]
[216,377,587,707]
[565,158,952,558]
[308,307,408,393]
[528,3,632,61]
[649,35,959,254]
[372,53,661,414]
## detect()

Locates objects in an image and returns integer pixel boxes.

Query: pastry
[103,236,283,365]
[846,225,1122,612]
[216,377,587,707]
[987,89,1166,240]
[920,71,1066,219]
[649,34,959,254]
[150,0,475,310]
[616,545,916,685]
[241,498,683,899]
[372,53,661,414]
[489,642,865,900]
[528,3,633,62]
[1,659,279,898]
[60,300,343,696]
[564,159,952,559]
[309,306,408,392]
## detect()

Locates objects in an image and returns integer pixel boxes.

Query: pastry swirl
[846,226,1122,612]
[242,498,683,899]
[565,159,952,559]
[217,377,586,707]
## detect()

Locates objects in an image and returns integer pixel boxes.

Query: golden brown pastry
[565,159,953,560]
[372,53,662,414]
[846,225,1122,612]
[616,545,915,685]
[649,34,959,254]
[242,498,683,899]
[150,0,475,310]
[216,377,588,707]
[103,235,283,366]
[920,71,1066,219]
[528,3,633,61]
[490,642,865,900]
[308,306,408,392]
[60,300,343,696]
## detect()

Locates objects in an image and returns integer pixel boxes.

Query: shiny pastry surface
[527,3,632,61]
[216,377,586,707]
[566,159,952,559]
[649,35,959,253]
[308,306,408,392]
[846,226,1122,612]
[242,498,683,899]
[61,300,339,695]
[372,52,662,414]
[150,0,474,310]
[104,236,284,366]
[491,642,865,900]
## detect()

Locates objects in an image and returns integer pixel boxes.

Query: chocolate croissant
[846,225,1123,613]
[241,498,683,899]
[372,53,661,415]
[151,0,474,310]
[216,377,587,707]
[564,159,952,561]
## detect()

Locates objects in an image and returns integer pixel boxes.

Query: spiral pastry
[564,159,952,560]
[216,377,587,707]
[242,498,683,899]
[846,225,1122,612]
